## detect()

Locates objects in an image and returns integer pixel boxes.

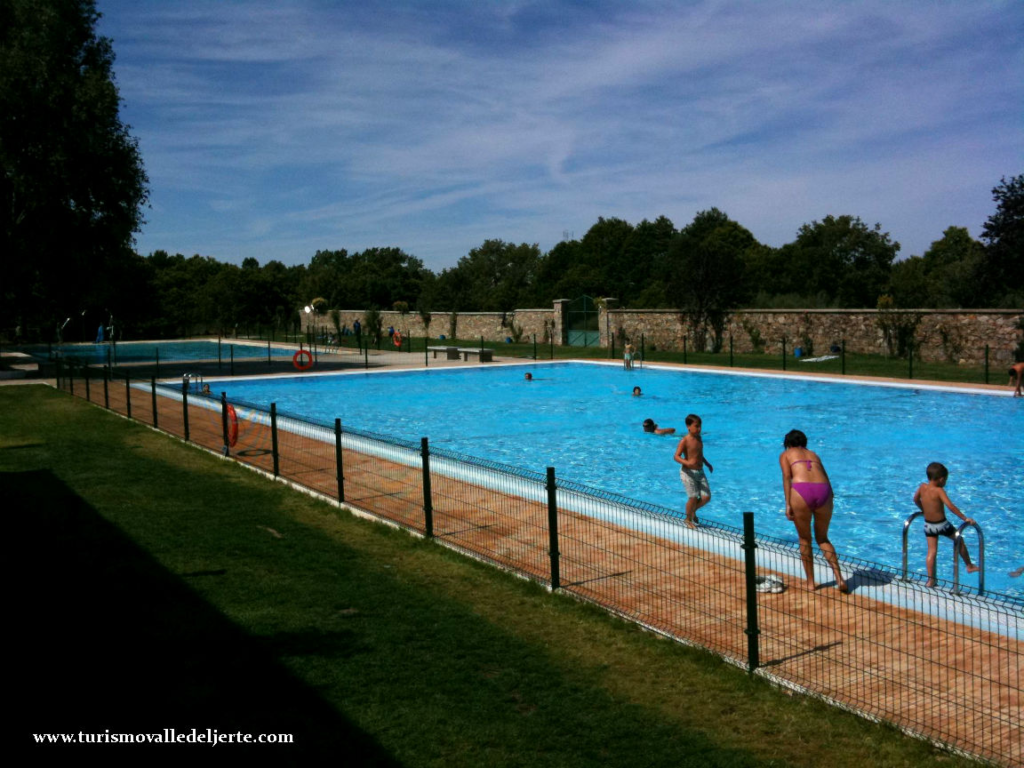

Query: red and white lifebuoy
[226,403,239,447]
[393,331,403,348]
[293,349,314,371]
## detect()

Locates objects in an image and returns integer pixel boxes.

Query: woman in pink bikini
[779,429,848,593]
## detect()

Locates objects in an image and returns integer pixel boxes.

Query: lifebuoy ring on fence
[393,331,403,348]
[226,403,239,447]
[293,349,314,371]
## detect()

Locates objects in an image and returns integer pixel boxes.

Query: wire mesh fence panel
[127,379,156,426]
[274,417,341,499]
[556,486,750,664]
[428,456,552,582]
[152,384,187,441]
[336,441,425,532]
[225,400,276,475]
[265,411,427,532]
[105,371,131,419]
[754,537,1023,767]
[186,394,231,453]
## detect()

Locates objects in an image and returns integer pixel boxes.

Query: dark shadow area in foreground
[8,469,401,767]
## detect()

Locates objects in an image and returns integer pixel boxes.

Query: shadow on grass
[8,469,401,766]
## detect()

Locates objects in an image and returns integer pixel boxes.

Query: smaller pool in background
[52,340,297,364]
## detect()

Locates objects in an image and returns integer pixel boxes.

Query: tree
[665,209,757,351]
[918,226,985,307]
[622,216,676,307]
[784,215,899,307]
[980,174,1023,305]
[1,0,148,339]
[443,240,541,313]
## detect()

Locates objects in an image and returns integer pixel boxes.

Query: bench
[427,346,461,360]
[458,347,493,363]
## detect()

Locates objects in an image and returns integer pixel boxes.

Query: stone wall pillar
[598,298,619,346]
[552,299,569,346]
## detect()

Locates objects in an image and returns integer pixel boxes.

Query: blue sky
[96,0,1023,271]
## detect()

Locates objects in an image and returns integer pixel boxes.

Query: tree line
[7,175,1022,343]
[3,1,1020,344]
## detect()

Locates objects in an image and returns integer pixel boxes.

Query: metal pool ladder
[901,511,985,596]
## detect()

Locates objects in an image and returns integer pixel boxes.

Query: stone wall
[301,308,556,344]
[301,306,1022,365]
[604,308,1023,365]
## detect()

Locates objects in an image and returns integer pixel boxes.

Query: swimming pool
[55,340,297,364]
[217,362,1023,597]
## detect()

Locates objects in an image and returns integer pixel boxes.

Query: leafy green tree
[783,215,899,308]
[577,217,634,299]
[622,216,676,307]
[1,0,148,339]
[979,174,1023,306]
[888,256,930,309]
[921,226,985,307]
[443,240,541,312]
[666,209,757,350]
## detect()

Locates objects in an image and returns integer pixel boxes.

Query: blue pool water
[219,362,1023,597]
[59,340,296,363]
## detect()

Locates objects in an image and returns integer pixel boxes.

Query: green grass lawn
[4,386,980,766]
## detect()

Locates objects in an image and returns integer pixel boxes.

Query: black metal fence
[54,360,1023,766]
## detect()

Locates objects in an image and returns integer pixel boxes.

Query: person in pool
[642,418,674,435]
[779,429,847,593]
[632,386,642,396]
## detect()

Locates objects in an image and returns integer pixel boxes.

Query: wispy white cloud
[98,0,1023,269]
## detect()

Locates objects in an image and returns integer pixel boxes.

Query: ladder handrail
[900,510,924,580]
[952,521,985,596]
[900,511,985,595]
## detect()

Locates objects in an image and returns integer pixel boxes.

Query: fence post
[151,376,159,429]
[421,437,433,537]
[103,366,110,408]
[546,467,560,591]
[364,344,369,369]
[84,365,91,401]
[183,388,190,441]
[742,511,760,673]
[270,403,280,477]
[267,338,272,366]
[125,371,131,418]
[424,339,429,367]
[220,392,229,454]
[334,418,344,501]
[69,363,75,396]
